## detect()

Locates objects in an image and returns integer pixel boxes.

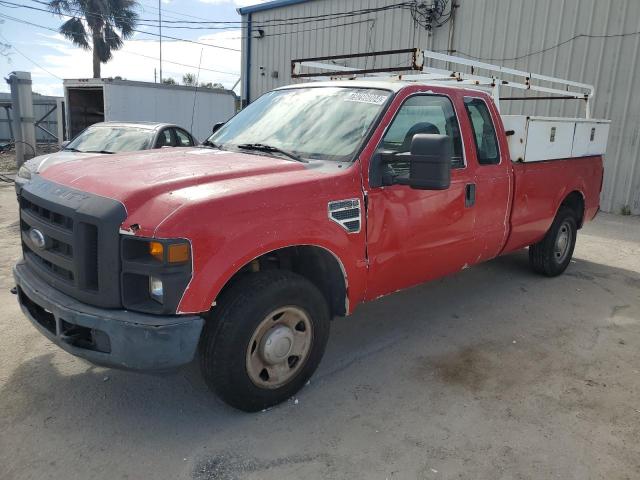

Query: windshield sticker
[345,92,388,105]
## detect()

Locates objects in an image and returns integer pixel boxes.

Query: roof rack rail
[291,48,595,118]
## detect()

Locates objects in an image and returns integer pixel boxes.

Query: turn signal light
[149,241,164,262]
[168,243,190,263]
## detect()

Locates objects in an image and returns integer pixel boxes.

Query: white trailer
[63,78,237,142]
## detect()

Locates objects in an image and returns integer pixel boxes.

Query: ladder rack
[291,48,595,118]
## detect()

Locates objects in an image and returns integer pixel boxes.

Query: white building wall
[241,0,640,214]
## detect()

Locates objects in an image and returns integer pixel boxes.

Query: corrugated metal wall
[242,0,640,214]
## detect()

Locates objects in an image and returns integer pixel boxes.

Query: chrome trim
[327,198,361,234]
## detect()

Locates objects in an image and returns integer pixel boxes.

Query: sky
[0,0,271,96]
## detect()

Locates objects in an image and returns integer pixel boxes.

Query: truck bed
[504,155,604,253]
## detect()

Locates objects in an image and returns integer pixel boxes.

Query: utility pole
[158,0,163,83]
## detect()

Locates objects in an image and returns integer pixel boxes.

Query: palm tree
[47,1,138,78]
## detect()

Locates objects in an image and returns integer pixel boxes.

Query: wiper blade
[236,143,308,163]
[63,147,81,152]
[84,150,115,154]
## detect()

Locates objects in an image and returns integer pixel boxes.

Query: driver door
[364,90,478,300]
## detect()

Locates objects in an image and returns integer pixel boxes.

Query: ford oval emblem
[29,228,46,250]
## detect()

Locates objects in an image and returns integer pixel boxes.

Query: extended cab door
[461,96,512,261]
[363,88,478,300]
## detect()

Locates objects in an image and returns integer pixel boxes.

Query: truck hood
[24,151,101,173]
[41,147,311,236]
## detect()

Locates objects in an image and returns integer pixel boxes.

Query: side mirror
[398,134,452,190]
[370,134,452,190]
[212,122,225,134]
[60,140,70,151]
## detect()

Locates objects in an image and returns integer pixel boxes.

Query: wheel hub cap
[261,325,294,364]
[554,221,572,263]
[246,306,313,389]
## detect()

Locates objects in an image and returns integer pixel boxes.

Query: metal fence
[0,92,62,145]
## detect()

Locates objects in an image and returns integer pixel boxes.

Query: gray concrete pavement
[0,182,638,480]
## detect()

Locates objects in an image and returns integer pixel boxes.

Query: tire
[529,207,578,277]
[199,270,331,412]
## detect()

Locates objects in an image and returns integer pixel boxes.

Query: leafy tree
[47,0,138,78]
[182,73,197,86]
[162,77,176,85]
[199,82,225,89]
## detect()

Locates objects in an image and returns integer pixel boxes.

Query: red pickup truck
[14,81,604,411]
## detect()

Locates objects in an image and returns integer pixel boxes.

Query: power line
[122,50,239,76]
[26,0,414,29]
[4,0,384,45]
[456,30,640,62]
[0,32,62,79]
[136,0,219,23]
[0,13,240,76]
[4,1,240,51]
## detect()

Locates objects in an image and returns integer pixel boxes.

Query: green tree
[162,77,176,85]
[47,0,138,78]
[182,73,197,86]
[199,82,225,89]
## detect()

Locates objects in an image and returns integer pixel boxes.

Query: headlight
[17,165,32,180]
[149,276,164,303]
[121,236,192,314]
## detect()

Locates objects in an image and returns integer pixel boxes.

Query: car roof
[88,121,182,131]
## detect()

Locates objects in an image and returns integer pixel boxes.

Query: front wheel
[199,270,330,412]
[529,207,578,277]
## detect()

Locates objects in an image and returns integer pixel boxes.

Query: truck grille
[21,196,97,289]
[19,177,126,308]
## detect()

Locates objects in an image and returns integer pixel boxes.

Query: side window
[464,98,500,165]
[380,95,464,169]
[174,128,194,146]
[155,129,173,148]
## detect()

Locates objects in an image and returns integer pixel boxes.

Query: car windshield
[66,126,152,153]
[207,87,392,162]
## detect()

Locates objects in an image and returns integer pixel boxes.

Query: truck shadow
[1,248,639,475]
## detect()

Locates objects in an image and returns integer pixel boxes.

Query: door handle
[465,183,476,208]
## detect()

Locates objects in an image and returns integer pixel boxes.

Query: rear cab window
[464,97,500,165]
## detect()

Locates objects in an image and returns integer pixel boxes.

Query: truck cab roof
[276,80,490,96]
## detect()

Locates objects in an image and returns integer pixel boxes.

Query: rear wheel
[529,207,577,277]
[199,270,330,412]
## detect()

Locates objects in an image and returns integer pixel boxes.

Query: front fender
[156,174,368,314]
[177,223,367,315]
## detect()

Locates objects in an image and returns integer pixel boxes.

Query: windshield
[66,126,152,153]
[207,87,392,161]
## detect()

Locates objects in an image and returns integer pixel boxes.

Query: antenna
[158,0,163,82]
[190,48,204,134]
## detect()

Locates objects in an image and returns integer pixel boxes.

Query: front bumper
[13,261,204,371]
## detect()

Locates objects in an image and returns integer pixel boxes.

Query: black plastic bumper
[13,261,204,371]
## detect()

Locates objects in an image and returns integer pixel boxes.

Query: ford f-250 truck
[13,67,608,411]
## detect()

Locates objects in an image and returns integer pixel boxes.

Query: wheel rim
[246,306,313,389]
[554,220,573,263]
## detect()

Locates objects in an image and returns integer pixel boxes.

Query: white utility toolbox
[502,116,611,163]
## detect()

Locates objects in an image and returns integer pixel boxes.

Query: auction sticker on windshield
[345,91,389,105]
